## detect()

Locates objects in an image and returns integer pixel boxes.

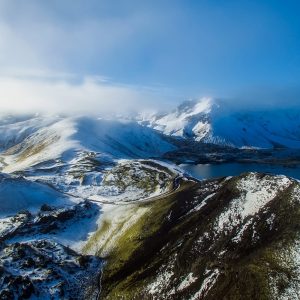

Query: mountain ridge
[139,97,300,149]
[0,112,300,299]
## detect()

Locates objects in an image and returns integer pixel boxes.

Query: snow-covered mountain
[140,97,300,149]
[1,113,300,299]
[0,115,176,173]
[138,97,215,141]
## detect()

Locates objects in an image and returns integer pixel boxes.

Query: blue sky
[0,0,299,112]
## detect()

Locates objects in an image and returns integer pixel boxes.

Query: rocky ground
[0,240,102,299]
[0,202,102,299]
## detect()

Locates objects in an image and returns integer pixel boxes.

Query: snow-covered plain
[0,173,76,216]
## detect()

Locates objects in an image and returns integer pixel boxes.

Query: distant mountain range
[0,115,176,173]
[137,97,300,149]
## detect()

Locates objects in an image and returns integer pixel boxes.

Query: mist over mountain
[138,97,300,149]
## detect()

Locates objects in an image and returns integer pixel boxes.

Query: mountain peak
[176,97,215,116]
[143,97,300,148]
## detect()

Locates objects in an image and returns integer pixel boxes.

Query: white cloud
[0,74,167,115]
[0,1,178,115]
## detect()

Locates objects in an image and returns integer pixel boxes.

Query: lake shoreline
[180,162,300,180]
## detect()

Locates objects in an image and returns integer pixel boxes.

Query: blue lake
[180,163,300,180]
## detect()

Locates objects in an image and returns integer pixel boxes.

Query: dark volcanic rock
[0,240,102,299]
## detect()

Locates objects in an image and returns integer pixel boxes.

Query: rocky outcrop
[0,240,102,299]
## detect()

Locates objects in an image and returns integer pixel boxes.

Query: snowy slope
[138,97,214,140]
[0,114,59,151]
[72,117,176,158]
[0,173,76,216]
[210,109,300,148]
[0,116,176,173]
[142,97,300,148]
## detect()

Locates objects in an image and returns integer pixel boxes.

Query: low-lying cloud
[0,74,170,115]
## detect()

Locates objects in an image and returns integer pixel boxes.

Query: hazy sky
[0,0,299,113]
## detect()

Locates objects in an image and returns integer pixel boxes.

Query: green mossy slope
[90,173,300,300]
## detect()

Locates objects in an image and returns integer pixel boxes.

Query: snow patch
[216,173,291,233]
[190,269,220,300]
[177,273,197,291]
